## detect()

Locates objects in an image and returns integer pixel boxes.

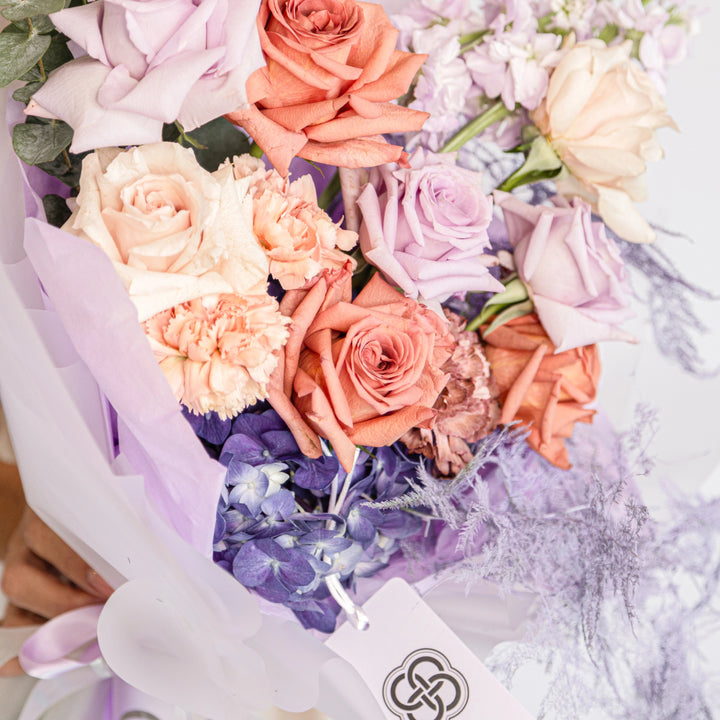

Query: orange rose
[227,0,429,175]
[267,263,455,470]
[484,315,600,470]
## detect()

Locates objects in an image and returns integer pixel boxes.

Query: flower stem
[317,169,340,212]
[440,102,512,154]
[249,141,264,159]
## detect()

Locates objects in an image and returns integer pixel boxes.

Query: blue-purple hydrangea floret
[208,407,430,631]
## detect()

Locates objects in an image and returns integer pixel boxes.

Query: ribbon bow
[18,605,186,720]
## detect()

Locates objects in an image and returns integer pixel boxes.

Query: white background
[599,2,720,505]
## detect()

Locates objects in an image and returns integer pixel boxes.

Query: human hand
[0,507,113,676]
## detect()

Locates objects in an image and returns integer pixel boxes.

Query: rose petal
[30,59,164,153]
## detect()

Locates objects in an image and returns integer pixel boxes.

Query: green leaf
[8,14,55,33]
[496,135,563,192]
[12,78,42,103]
[466,277,530,332]
[13,119,72,164]
[317,169,340,212]
[1,0,65,21]
[39,32,72,72]
[0,29,50,86]
[0,19,23,32]
[42,193,71,228]
[481,299,535,338]
[182,116,252,173]
[18,31,70,81]
[37,148,85,188]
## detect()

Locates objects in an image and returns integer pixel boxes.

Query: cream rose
[531,40,676,244]
[63,143,269,320]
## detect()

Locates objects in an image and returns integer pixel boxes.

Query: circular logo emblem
[382,648,469,720]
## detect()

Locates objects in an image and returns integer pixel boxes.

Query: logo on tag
[382,648,469,720]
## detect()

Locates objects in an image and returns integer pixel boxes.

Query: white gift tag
[325,578,534,720]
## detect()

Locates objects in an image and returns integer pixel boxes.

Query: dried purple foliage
[619,235,718,376]
[375,405,719,717]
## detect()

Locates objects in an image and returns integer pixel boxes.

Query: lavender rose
[495,191,636,352]
[353,149,503,305]
[28,0,263,152]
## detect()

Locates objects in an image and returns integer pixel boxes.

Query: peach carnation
[401,311,500,476]
[144,293,290,419]
[228,155,357,289]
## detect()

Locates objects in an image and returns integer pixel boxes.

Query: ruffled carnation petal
[145,293,291,419]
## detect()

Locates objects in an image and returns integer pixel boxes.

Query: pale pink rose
[351,149,503,305]
[63,143,268,321]
[495,191,636,352]
[144,293,290,419]
[530,39,676,244]
[229,155,357,290]
[28,0,263,152]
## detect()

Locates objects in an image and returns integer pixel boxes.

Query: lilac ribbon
[17,606,184,720]
[19,604,104,679]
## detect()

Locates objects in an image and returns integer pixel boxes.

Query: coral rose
[144,293,290,419]
[401,310,499,477]
[530,39,676,243]
[226,0,429,175]
[229,155,357,289]
[495,191,635,352]
[484,315,600,469]
[63,143,268,321]
[267,263,455,471]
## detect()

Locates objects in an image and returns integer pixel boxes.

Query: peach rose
[63,143,268,321]
[531,40,676,244]
[229,155,357,289]
[484,315,600,469]
[144,293,290,419]
[226,0,429,175]
[267,263,455,470]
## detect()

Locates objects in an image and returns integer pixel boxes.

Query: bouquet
[0,0,718,718]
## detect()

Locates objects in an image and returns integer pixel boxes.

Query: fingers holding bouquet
[0,507,113,677]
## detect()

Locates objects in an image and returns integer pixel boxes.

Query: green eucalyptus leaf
[39,32,72,72]
[182,116,251,173]
[37,149,85,187]
[12,78,42,103]
[0,19,23,32]
[42,193,72,228]
[13,119,72,164]
[0,29,50,86]
[1,0,64,21]
[18,32,72,81]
